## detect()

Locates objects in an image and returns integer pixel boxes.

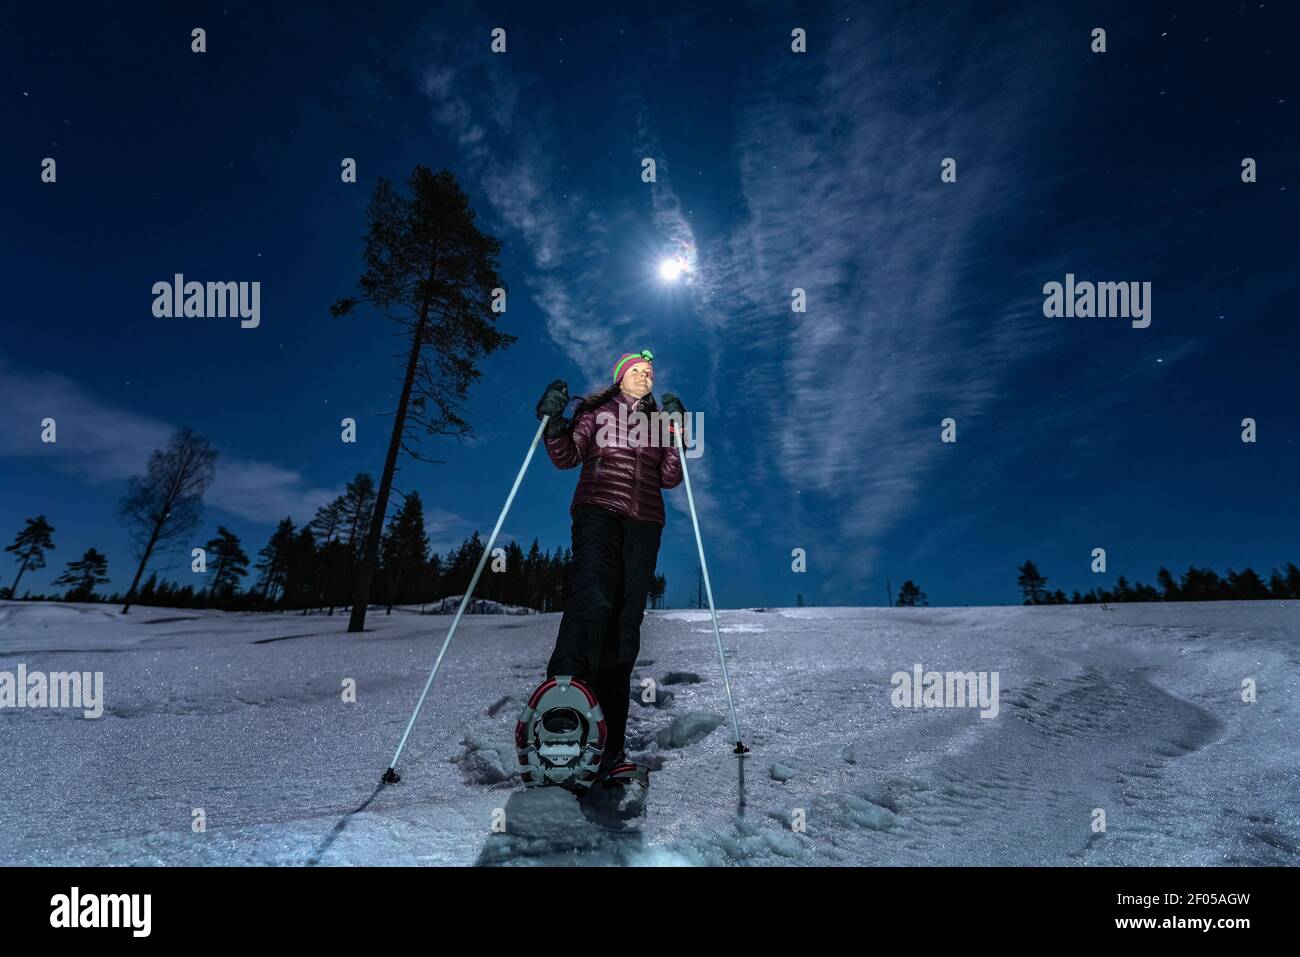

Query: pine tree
[203,526,249,605]
[897,580,928,607]
[338,474,377,557]
[523,538,543,610]
[255,518,297,607]
[53,548,110,601]
[1016,560,1048,605]
[501,541,526,606]
[118,427,218,614]
[333,167,517,632]
[1286,563,1300,600]
[1156,566,1180,600]
[648,572,667,610]
[380,492,429,612]
[448,531,486,601]
[1179,566,1223,601]
[425,552,444,605]
[282,526,318,611]
[1225,567,1269,600]
[3,515,56,599]
[317,539,353,614]
[1267,569,1292,599]
[1131,581,1159,601]
[309,497,346,545]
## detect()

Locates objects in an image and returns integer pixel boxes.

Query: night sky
[3,1,1297,608]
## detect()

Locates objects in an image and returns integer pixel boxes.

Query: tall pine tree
[332,167,516,632]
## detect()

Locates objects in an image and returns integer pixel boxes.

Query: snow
[656,712,727,748]
[1,599,1297,866]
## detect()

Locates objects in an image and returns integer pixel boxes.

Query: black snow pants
[546,502,663,757]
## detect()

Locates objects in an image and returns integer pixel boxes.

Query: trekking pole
[674,422,749,756]
[381,415,551,784]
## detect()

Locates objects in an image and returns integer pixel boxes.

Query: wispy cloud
[409,29,627,390]
[0,355,337,525]
[696,5,1067,596]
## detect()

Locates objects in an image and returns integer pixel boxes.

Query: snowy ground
[1,599,1297,866]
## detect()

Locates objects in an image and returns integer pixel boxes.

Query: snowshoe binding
[515,676,606,792]
[579,750,650,824]
[595,751,651,789]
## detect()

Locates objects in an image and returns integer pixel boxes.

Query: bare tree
[118,426,218,614]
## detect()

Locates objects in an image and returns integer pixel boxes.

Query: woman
[534,348,687,783]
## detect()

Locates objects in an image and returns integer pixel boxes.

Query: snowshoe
[514,675,606,792]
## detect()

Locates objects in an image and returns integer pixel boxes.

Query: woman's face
[620,361,653,398]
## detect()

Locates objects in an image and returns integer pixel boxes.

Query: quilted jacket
[544,390,683,525]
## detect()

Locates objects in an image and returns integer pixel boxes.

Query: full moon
[659,257,684,281]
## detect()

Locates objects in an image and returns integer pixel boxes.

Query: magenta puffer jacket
[545,391,683,525]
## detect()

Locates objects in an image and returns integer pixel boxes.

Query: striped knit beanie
[612,348,654,384]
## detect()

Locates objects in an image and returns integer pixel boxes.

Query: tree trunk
[7,556,31,599]
[121,521,164,614]
[348,310,429,633]
[206,555,226,609]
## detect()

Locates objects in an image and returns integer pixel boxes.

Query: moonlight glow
[659,256,688,281]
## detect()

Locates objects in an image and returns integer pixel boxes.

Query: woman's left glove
[536,380,569,420]
[537,380,573,439]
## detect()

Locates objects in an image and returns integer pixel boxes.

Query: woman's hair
[573,383,658,418]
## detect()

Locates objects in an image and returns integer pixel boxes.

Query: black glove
[536,380,569,420]
[660,393,686,438]
[543,415,572,439]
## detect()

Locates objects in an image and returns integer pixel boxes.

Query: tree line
[4,462,670,613]
[3,495,584,614]
[1015,559,1300,605]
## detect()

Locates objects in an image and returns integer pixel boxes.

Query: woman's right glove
[661,393,686,434]
[536,380,571,437]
